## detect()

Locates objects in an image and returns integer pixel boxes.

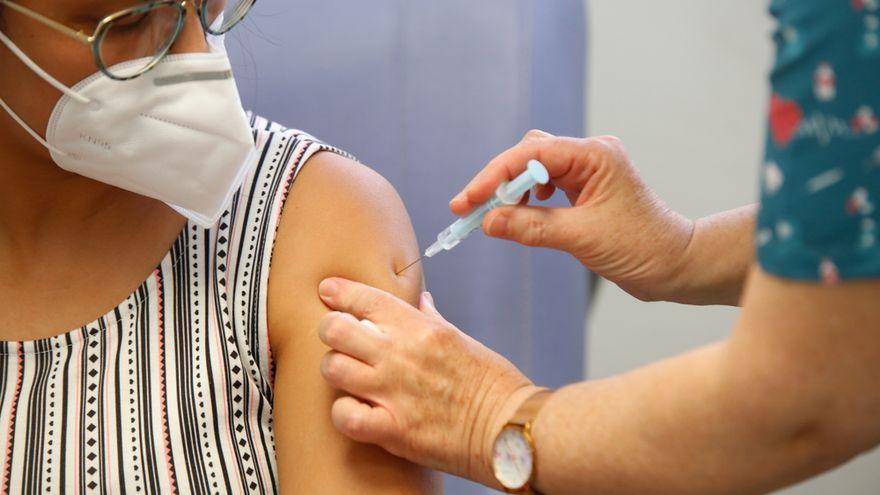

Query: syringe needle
[395,256,424,276]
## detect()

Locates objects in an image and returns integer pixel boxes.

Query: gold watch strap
[509,389,554,428]
[507,389,554,495]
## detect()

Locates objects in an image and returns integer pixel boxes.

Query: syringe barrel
[424,160,550,258]
[449,201,494,240]
[444,161,549,244]
[497,160,551,205]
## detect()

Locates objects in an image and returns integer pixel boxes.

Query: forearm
[669,205,757,306]
[522,346,829,495]
[476,269,880,495]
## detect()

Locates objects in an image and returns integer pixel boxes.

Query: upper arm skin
[726,270,880,463]
[694,270,880,492]
[266,152,438,493]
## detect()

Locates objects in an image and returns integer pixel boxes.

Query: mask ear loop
[0,29,91,157]
[0,96,68,156]
[0,30,90,105]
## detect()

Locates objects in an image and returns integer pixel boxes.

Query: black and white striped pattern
[0,115,342,494]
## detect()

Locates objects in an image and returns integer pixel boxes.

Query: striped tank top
[0,115,342,494]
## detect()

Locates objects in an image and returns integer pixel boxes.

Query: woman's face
[0,0,212,161]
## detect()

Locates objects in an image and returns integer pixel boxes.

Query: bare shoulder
[268,150,423,351]
[276,152,415,280]
[269,152,422,350]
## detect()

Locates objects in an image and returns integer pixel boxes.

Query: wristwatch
[491,389,554,495]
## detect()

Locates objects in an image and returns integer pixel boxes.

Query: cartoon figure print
[852,105,879,135]
[854,0,880,55]
[814,62,836,102]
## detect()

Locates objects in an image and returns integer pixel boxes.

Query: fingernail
[421,291,436,309]
[319,278,339,298]
[486,214,508,237]
[449,193,465,208]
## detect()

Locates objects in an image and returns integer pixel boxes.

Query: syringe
[396,160,550,275]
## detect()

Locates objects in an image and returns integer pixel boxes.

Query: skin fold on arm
[266,152,439,493]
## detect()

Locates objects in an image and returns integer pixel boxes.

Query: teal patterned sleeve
[758,0,880,283]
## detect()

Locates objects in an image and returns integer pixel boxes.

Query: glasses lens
[98,4,183,80]
[202,0,255,35]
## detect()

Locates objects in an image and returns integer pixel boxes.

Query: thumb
[483,205,577,250]
[419,291,442,317]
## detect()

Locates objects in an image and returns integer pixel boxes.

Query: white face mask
[0,28,255,228]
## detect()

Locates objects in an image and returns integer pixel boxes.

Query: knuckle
[524,129,542,140]
[523,129,552,142]
[595,135,626,154]
[322,352,347,383]
[374,332,392,352]
[521,214,547,246]
[423,323,454,349]
[415,327,438,349]
[361,293,388,318]
[322,316,348,347]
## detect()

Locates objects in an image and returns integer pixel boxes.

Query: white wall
[585,1,880,493]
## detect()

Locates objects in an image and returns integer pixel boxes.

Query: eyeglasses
[0,0,256,81]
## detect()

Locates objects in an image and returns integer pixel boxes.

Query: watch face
[492,427,533,490]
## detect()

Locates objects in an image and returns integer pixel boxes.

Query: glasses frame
[0,0,254,81]
[200,0,256,36]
